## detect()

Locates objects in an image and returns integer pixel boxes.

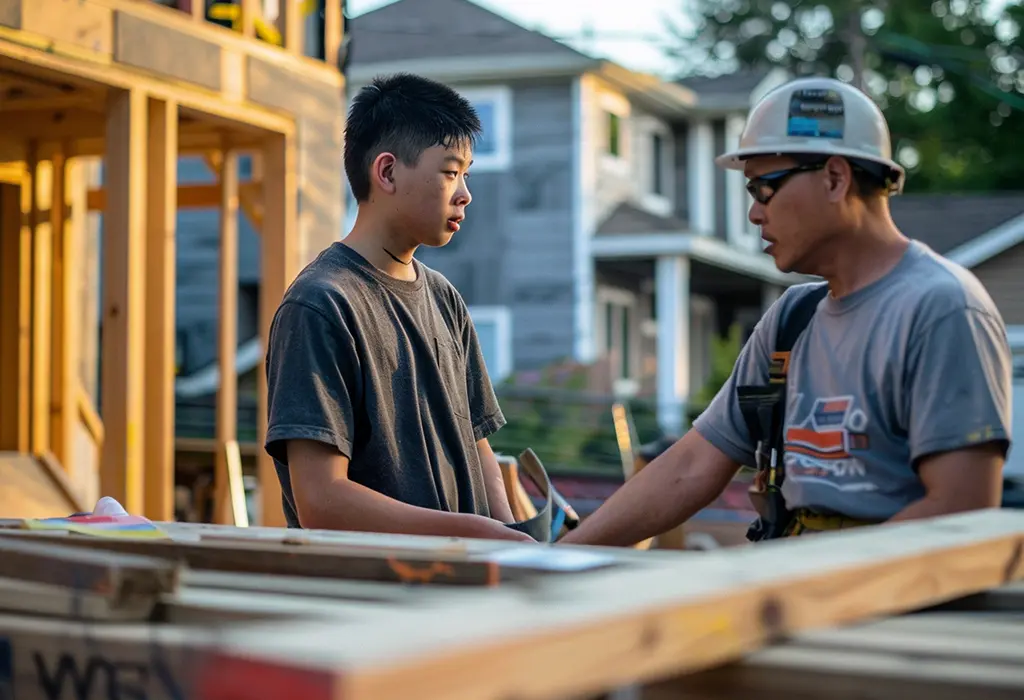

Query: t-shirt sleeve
[691,300,781,468]
[460,306,507,442]
[264,300,363,464]
[904,306,1013,463]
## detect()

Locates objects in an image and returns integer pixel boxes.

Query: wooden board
[0,511,1023,700]
[191,509,1024,700]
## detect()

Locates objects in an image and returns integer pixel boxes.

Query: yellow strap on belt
[786,509,878,536]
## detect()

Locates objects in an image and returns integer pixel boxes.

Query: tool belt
[783,509,879,537]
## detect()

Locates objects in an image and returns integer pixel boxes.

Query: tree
[667,0,1024,192]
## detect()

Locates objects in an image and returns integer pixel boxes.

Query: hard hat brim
[716,143,906,194]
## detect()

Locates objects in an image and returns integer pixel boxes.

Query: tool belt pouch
[737,385,792,542]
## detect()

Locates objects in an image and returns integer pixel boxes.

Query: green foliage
[669,0,1024,192]
[694,322,745,408]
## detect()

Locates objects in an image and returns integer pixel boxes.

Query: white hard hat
[716,76,906,195]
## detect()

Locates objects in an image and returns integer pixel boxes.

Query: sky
[347,0,1021,79]
[345,0,689,77]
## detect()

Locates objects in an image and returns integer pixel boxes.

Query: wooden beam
[143,98,179,523]
[324,0,343,68]
[0,180,31,452]
[240,0,259,38]
[257,133,298,528]
[85,181,262,214]
[49,148,77,476]
[215,145,240,526]
[202,152,263,231]
[99,89,148,514]
[29,149,53,457]
[279,0,305,55]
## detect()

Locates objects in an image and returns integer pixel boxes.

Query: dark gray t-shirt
[264,242,506,528]
[694,240,1013,521]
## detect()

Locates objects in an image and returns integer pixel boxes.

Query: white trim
[1008,325,1024,350]
[467,305,513,382]
[945,212,1024,268]
[686,120,715,235]
[572,74,597,363]
[655,255,690,435]
[591,232,811,286]
[724,114,755,251]
[457,85,512,172]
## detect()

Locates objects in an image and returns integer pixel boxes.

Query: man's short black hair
[343,73,482,201]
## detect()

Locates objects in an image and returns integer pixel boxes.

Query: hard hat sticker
[787,88,845,140]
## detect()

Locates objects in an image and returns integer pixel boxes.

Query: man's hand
[558,430,739,547]
[889,443,1005,522]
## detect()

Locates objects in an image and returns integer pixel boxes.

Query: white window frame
[598,90,631,176]
[468,305,513,383]
[595,286,639,394]
[458,85,513,172]
[636,115,673,217]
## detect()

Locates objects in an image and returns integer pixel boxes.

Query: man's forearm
[559,437,736,547]
[297,478,518,540]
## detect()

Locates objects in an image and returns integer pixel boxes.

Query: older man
[560,76,1013,547]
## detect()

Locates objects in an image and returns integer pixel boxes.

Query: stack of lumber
[0,509,1022,699]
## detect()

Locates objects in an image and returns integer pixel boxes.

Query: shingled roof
[347,0,586,65]
[889,193,1024,256]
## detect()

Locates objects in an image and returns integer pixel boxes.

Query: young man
[560,76,1013,547]
[264,73,532,542]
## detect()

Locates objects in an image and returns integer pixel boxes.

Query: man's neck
[343,216,418,282]
[818,217,909,299]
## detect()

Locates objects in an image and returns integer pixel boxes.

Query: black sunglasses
[745,162,827,205]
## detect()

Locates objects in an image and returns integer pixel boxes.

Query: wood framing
[0,0,345,524]
[143,98,179,522]
[215,146,240,526]
[99,88,148,513]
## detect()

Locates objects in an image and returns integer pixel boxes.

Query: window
[651,133,664,195]
[607,112,621,157]
[596,288,637,387]
[468,306,513,383]
[457,86,512,171]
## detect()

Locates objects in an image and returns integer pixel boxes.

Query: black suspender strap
[738,284,828,541]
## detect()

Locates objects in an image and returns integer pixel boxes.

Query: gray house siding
[713,118,727,240]
[416,77,577,371]
[174,157,262,375]
[673,122,690,224]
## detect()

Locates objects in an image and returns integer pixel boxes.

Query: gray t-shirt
[694,240,1013,521]
[264,242,505,528]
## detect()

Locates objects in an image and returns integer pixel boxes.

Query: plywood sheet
[114,11,221,92]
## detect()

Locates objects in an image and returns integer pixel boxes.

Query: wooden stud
[240,0,259,38]
[0,180,31,453]
[324,0,343,67]
[29,148,53,457]
[86,181,262,215]
[215,144,240,526]
[99,89,148,514]
[257,133,298,528]
[49,148,77,476]
[279,0,305,56]
[143,98,180,523]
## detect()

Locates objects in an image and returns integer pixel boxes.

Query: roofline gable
[945,211,1024,268]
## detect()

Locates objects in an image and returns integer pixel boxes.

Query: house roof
[677,67,773,96]
[596,202,690,236]
[347,0,585,65]
[889,193,1024,259]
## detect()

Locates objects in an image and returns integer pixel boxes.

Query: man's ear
[371,152,398,195]
[823,156,854,203]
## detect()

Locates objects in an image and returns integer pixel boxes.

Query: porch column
[762,282,783,315]
[686,120,715,235]
[655,255,691,437]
